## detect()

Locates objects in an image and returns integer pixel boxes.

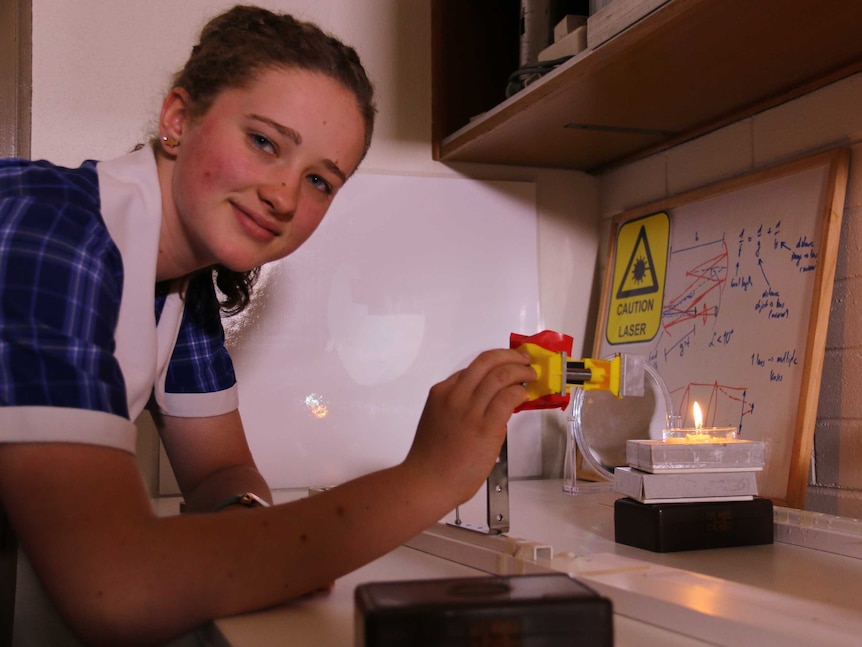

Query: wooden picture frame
[0,0,31,159]
[0,2,29,643]
[595,149,849,508]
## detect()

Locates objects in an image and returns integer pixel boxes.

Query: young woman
[0,5,534,645]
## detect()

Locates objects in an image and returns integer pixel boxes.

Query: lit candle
[684,402,712,443]
[662,401,737,443]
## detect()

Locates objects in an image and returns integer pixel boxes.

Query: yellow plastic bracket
[579,356,622,397]
[517,343,625,401]
[516,342,566,401]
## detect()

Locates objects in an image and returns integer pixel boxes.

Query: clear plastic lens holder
[563,360,674,494]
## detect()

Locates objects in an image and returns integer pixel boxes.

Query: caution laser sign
[607,211,669,344]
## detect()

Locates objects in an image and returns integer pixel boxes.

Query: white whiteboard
[597,151,848,505]
[220,174,539,489]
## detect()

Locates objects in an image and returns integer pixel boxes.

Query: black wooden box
[614,495,774,552]
[355,573,613,646]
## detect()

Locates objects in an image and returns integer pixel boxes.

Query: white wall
[31,0,599,488]
[597,72,862,518]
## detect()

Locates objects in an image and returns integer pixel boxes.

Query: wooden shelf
[432,0,862,173]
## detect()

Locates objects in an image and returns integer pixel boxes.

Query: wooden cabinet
[432,0,862,172]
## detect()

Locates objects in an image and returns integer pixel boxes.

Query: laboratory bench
[192,480,862,647]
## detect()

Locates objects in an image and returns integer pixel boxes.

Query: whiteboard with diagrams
[596,150,849,506]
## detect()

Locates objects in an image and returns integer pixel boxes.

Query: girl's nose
[259,174,300,217]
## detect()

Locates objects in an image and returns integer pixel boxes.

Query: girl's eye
[249,133,276,155]
[307,174,333,195]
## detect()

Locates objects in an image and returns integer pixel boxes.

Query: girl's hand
[405,349,536,505]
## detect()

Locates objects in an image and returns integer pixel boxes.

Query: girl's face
[163,66,367,274]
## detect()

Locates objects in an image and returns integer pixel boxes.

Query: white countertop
[425,480,862,646]
[199,546,483,647]
[506,480,862,613]
[202,545,702,647]
[198,480,862,647]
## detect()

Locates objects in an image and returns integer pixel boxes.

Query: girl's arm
[0,348,534,647]
[157,409,273,512]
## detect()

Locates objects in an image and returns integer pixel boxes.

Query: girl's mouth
[233,204,278,241]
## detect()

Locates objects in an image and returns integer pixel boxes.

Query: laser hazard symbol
[607,211,669,344]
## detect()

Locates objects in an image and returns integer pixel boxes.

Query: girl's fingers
[450,349,534,408]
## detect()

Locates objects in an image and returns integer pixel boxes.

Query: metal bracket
[448,437,510,535]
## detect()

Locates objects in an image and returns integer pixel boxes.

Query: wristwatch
[213,492,271,512]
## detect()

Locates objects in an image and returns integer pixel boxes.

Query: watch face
[214,492,269,511]
[238,493,269,508]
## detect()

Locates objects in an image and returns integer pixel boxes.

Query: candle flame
[693,401,703,430]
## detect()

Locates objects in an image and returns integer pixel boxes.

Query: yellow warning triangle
[616,225,659,299]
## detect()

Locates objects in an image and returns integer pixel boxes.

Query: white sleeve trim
[160,384,240,418]
[0,407,137,453]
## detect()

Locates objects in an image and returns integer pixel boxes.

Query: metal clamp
[448,437,510,535]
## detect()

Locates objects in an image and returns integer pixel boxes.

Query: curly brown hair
[167,4,376,315]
